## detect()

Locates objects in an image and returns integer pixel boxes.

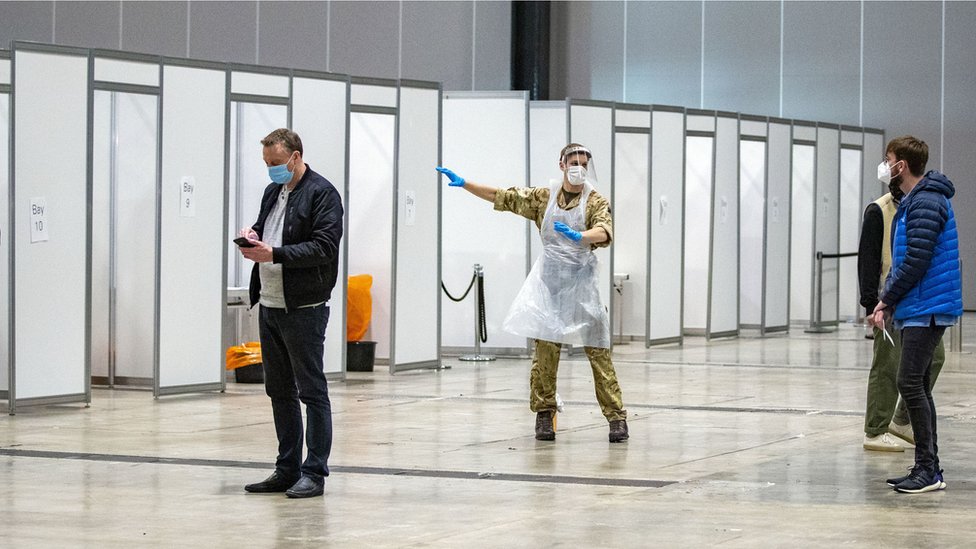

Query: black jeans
[897,323,947,474]
[259,304,332,481]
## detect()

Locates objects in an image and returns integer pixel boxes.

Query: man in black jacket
[238,128,344,499]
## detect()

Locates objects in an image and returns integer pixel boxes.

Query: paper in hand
[880,325,895,346]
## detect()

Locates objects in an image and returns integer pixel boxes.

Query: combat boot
[535,411,555,440]
[609,419,629,443]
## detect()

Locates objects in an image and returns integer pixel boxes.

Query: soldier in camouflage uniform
[437,143,628,443]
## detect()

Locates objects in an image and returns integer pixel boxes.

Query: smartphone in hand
[234,236,256,248]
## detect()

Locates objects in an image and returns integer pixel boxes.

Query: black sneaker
[609,419,629,443]
[893,468,941,494]
[535,411,555,441]
[886,465,920,487]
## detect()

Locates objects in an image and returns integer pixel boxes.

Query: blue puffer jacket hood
[915,170,955,200]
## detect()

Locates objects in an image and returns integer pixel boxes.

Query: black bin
[235,363,264,383]
[347,341,376,372]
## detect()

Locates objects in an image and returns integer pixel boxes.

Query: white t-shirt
[258,186,290,308]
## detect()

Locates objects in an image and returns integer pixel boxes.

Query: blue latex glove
[436,166,465,187]
[553,221,582,242]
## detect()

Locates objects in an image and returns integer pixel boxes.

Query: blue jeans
[897,323,946,474]
[259,304,332,481]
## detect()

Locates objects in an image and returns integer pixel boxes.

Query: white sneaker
[888,422,915,446]
[864,433,905,452]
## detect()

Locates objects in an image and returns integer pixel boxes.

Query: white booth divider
[226,65,350,379]
[349,79,396,363]
[764,118,793,332]
[528,101,567,273]
[790,121,817,323]
[738,115,791,334]
[157,59,227,396]
[442,91,530,355]
[648,105,685,345]
[739,116,767,330]
[813,124,841,328]
[840,127,865,322]
[611,103,650,343]
[392,80,441,372]
[291,70,351,378]
[91,50,161,387]
[1,50,10,395]
[7,43,90,412]
[227,67,290,290]
[684,110,716,335]
[709,112,740,338]
[348,77,441,374]
[862,129,886,205]
[684,109,739,339]
[568,100,615,340]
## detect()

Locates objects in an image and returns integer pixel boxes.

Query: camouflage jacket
[493,184,613,249]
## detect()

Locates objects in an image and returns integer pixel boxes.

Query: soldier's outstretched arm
[436,166,497,203]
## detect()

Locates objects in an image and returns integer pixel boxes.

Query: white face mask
[877,161,892,184]
[567,165,587,185]
[877,159,902,185]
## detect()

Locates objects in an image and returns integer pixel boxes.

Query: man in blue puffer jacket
[868,135,963,494]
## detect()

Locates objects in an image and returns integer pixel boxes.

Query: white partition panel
[228,102,288,287]
[569,101,614,335]
[840,143,863,322]
[349,111,395,360]
[1,55,10,83]
[612,105,650,342]
[1,57,10,393]
[710,114,740,338]
[790,123,817,323]
[444,92,530,353]
[765,120,792,331]
[231,71,289,97]
[649,106,685,344]
[10,46,90,407]
[91,92,111,382]
[683,113,715,333]
[158,62,227,395]
[862,131,886,205]
[393,83,440,372]
[815,125,841,326]
[92,91,159,385]
[739,128,766,329]
[292,74,349,376]
[94,58,159,87]
[528,101,567,268]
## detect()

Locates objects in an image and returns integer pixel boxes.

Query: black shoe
[893,468,941,494]
[535,411,555,441]
[609,419,629,443]
[886,466,916,487]
[285,476,325,498]
[245,471,299,493]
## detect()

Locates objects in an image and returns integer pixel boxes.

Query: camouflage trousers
[529,339,626,422]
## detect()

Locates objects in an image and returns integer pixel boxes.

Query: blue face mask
[268,157,294,184]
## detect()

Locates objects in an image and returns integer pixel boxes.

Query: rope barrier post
[459,264,495,362]
[805,251,832,333]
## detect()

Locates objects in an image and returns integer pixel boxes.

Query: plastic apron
[503,180,611,349]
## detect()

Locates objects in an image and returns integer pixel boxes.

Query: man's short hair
[261,128,303,156]
[886,135,928,177]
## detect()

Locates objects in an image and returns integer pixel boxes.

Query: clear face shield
[560,146,598,187]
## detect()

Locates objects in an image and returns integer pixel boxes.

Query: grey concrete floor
[2,319,976,548]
